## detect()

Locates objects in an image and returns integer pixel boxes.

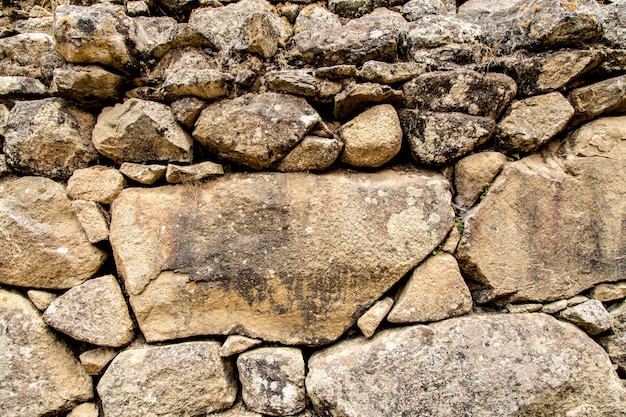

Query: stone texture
[93,98,193,164]
[592,281,626,302]
[457,152,626,304]
[458,0,605,55]
[560,299,613,335]
[15,16,54,36]
[165,161,225,183]
[110,169,455,345]
[568,74,626,121]
[505,303,542,314]
[71,200,110,243]
[220,335,263,357]
[133,16,177,58]
[4,98,98,180]
[265,69,342,99]
[294,4,341,34]
[43,275,134,347]
[569,296,590,307]
[339,104,402,168]
[387,253,472,323]
[0,33,61,83]
[334,82,403,120]
[27,289,58,311]
[119,162,167,185]
[602,0,626,48]
[98,342,237,417]
[0,76,47,98]
[358,60,424,84]
[193,93,322,170]
[399,109,495,165]
[0,103,9,140]
[209,401,264,417]
[565,115,626,160]
[276,136,342,172]
[53,65,124,105]
[67,166,126,204]
[454,151,507,209]
[541,299,569,314]
[68,403,99,417]
[306,314,626,417]
[238,347,306,416]
[80,347,118,376]
[0,289,94,417]
[163,69,233,100]
[170,96,206,128]
[600,300,626,372]
[403,0,454,21]
[357,296,393,338]
[494,92,575,153]
[403,69,517,118]
[315,65,359,79]
[0,176,106,289]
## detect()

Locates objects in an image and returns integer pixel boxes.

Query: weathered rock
[4,98,98,179]
[150,47,216,82]
[306,314,626,417]
[542,299,569,314]
[119,162,167,185]
[193,93,322,170]
[67,166,126,204]
[560,299,613,335]
[454,151,507,209]
[53,65,124,105]
[599,300,626,372]
[495,92,575,153]
[0,176,106,289]
[276,136,342,172]
[457,152,626,304]
[67,403,99,417]
[0,103,9,140]
[569,295,590,307]
[210,401,263,417]
[315,65,359,79]
[27,289,58,311]
[0,76,47,98]
[565,115,626,160]
[592,281,626,302]
[170,96,206,128]
[238,347,306,416]
[0,33,61,83]
[43,275,134,347]
[71,200,110,243]
[458,0,605,55]
[569,74,626,121]
[110,169,455,345]
[358,60,424,84]
[602,0,626,48]
[0,289,94,417]
[133,16,178,57]
[400,109,495,165]
[403,69,517,118]
[93,98,193,164]
[127,1,150,16]
[165,161,225,183]
[403,0,453,21]
[80,347,118,376]
[236,11,283,58]
[220,335,263,357]
[339,104,402,167]
[0,154,7,177]
[53,5,147,73]
[265,69,319,97]
[357,296,393,338]
[98,342,237,417]
[294,4,341,34]
[163,69,233,100]
[15,16,54,36]
[334,82,403,120]
[506,303,543,314]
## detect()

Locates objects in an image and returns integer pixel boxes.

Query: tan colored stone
[569,74,626,121]
[80,347,118,376]
[68,403,99,417]
[163,69,233,100]
[53,65,124,105]
[165,161,224,184]
[599,300,626,372]
[119,162,167,185]
[454,151,507,209]
[358,60,425,84]
[170,96,206,128]
[592,282,626,302]
[0,33,61,82]
[541,299,569,314]
[334,83,403,120]
[294,4,341,34]
[27,289,58,311]
[71,200,109,243]
[565,115,626,160]
[67,166,126,204]
[0,103,9,139]
[357,297,394,339]
[0,76,47,98]
[209,401,263,417]
[276,136,342,172]
[388,253,472,323]
[560,300,614,336]
[442,225,461,253]
[220,335,263,357]
[506,303,543,314]
[568,295,590,306]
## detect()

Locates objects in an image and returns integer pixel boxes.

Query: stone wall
[1,0,626,416]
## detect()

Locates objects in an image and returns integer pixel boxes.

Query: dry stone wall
[0,0,625,416]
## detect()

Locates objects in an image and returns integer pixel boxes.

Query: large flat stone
[110,169,454,345]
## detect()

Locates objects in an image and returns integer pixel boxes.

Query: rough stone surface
[67,403,99,417]
[560,299,613,336]
[403,0,453,21]
[163,69,233,100]
[387,253,472,323]
[568,296,590,307]
[0,176,106,289]
[600,300,626,372]
[80,347,118,376]
[276,136,342,172]
[294,4,341,34]
[0,33,61,82]
[98,342,237,417]
[602,0,626,48]
[220,335,263,357]
[53,65,124,105]
[334,82,403,120]
[67,166,126,204]
[209,401,264,417]
[93,98,193,164]
[592,281,626,302]
[119,162,167,185]
[27,289,58,311]
[339,104,402,168]
[306,314,626,417]
[43,275,134,347]
[358,60,424,84]
[506,303,543,314]
[0,289,94,417]
[0,76,47,98]
[494,92,575,153]
[0,103,9,140]
[357,296,393,338]
[110,169,455,345]
[400,109,495,165]
[265,69,342,99]
[4,98,98,179]
[568,74,626,121]
[15,16,54,36]
[541,299,569,314]
[193,93,322,170]
[170,96,206,128]
[71,200,110,243]
[565,115,626,161]
[165,161,225,183]
[454,151,507,209]
[238,347,306,416]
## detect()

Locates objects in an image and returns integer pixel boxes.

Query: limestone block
[565,115,626,160]
[80,347,118,376]
[67,166,126,204]
[71,200,110,243]
[0,33,62,82]
[591,281,626,302]
[357,297,394,338]
[294,4,341,34]
[27,289,58,311]
[0,76,47,99]
[163,69,233,100]
[560,299,613,335]
[569,74,626,121]
[53,65,124,105]
[170,96,206,128]
[119,162,167,185]
[358,60,424,84]
[454,151,507,209]
[165,161,224,184]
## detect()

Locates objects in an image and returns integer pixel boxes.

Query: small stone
[119,162,167,185]
[265,69,319,97]
[403,0,454,21]
[220,335,263,357]
[495,92,575,153]
[27,289,58,311]
[339,104,402,168]
[506,303,543,314]
[561,300,614,335]
[315,65,359,79]
[0,76,47,98]
[387,253,473,324]
[602,0,626,48]
[67,166,126,204]
[277,3,301,24]
[441,226,461,254]
[276,136,342,172]
[0,33,61,83]
[0,154,10,176]
[599,300,626,372]
[454,151,507,209]
[357,297,394,339]
[294,4,341,34]
[71,200,110,244]
[592,282,626,302]
[53,65,124,105]
[541,299,569,314]
[163,69,233,100]
[127,1,150,16]
[170,97,206,128]
[165,161,225,184]
[79,347,118,376]
[209,401,264,417]
[67,403,99,417]
[133,16,177,58]
[569,74,626,122]
[334,82,403,120]
[15,17,54,36]
[238,347,306,416]
[568,296,589,306]
[358,60,425,84]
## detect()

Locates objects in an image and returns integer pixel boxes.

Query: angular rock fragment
[602,0,626,49]
[71,200,110,243]
[403,0,455,21]
[306,314,626,417]
[0,289,94,417]
[163,69,233,100]
[211,401,264,417]
[165,161,224,183]
[454,151,507,209]
[80,347,118,376]
[565,115,626,160]
[358,60,424,84]
[220,335,263,357]
[569,74,626,121]
[0,33,61,82]
[276,136,342,172]
[67,166,126,204]
[53,65,124,105]
[294,4,341,34]
[357,296,393,338]
[315,65,359,79]
[15,16,54,36]
[599,300,626,372]
[27,289,58,311]
[334,82,403,120]
[119,162,167,185]
[506,303,543,314]
[133,16,178,57]
[592,282,626,302]
[98,342,237,417]
[0,103,9,140]
[67,403,99,417]
[127,1,150,16]
[541,299,569,314]
[0,76,47,98]
[560,299,613,336]
[170,96,206,128]
[0,177,106,289]
[265,69,319,97]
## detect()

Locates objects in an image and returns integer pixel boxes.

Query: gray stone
[0,176,106,289]
[133,16,178,58]
[67,403,99,417]
[27,289,58,311]
[43,275,135,347]
[339,104,402,167]
[602,0,626,48]
[568,295,590,307]
[4,98,98,180]
[98,342,237,417]
[0,103,9,140]
[127,1,150,16]
[119,162,167,185]
[541,299,569,314]
[80,347,118,376]
[265,69,319,97]
[565,115,626,161]
[276,136,342,172]
[163,68,233,100]
[592,281,626,302]
[209,401,264,417]
[315,65,359,79]
[569,74,626,121]
[357,296,393,338]
[294,4,341,34]
[358,60,424,84]
[0,33,61,83]
[220,335,263,357]
[599,300,626,372]
[71,200,110,243]
[93,98,193,164]
[306,314,626,417]
[506,303,543,314]
[165,161,225,184]
[193,93,322,170]
[53,65,124,105]
[334,82,403,120]
[400,110,495,165]
[15,16,54,36]
[0,76,47,98]
[238,347,306,416]
[0,289,94,417]
[150,46,217,82]
[403,0,454,21]
[170,96,206,128]
[560,299,614,335]
[454,151,507,209]
[110,169,455,345]
[67,166,126,204]
[495,92,575,153]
